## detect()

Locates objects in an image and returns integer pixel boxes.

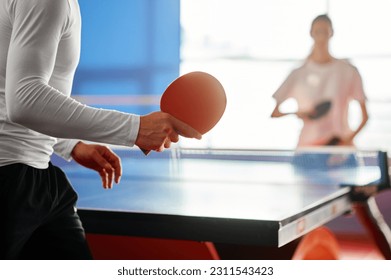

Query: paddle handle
[141,148,151,156]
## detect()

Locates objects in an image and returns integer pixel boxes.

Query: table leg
[353,197,391,260]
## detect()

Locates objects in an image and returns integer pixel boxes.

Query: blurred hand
[338,136,354,146]
[295,111,310,119]
[71,142,122,189]
[323,136,353,146]
[135,111,202,152]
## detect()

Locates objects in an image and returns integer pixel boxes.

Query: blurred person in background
[271,14,368,147]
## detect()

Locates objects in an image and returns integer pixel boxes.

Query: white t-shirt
[0,0,140,168]
[272,58,366,147]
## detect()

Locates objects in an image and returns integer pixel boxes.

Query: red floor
[87,232,386,260]
[337,234,385,260]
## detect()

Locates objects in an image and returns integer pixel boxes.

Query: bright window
[180,0,391,151]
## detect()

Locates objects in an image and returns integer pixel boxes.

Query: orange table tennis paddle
[142,71,226,155]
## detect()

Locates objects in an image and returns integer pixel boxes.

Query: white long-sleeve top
[0,0,140,169]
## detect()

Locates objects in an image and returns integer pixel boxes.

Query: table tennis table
[52,147,391,259]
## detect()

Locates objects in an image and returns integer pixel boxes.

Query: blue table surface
[53,148,382,222]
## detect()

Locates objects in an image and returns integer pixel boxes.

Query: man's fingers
[71,143,122,188]
[93,151,115,189]
[168,131,179,143]
[98,169,108,189]
[101,147,122,184]
[169,116,202,139]
[107,168,114,189]
[164,138,171,148]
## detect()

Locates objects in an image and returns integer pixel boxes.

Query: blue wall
[72,0,180,114]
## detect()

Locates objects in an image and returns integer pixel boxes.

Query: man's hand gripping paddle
[141,71,227,155]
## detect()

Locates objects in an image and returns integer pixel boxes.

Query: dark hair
[311,14,333,31]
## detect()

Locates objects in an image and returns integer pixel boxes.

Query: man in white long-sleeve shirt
[0,0,201,259]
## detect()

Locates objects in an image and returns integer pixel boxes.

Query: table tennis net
[173,148,380,170]
[171,148,387,188]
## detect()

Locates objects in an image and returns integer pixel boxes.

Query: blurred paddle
[307,100,332,120]
[284,100,331,120]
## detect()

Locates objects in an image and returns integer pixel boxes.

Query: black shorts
[0,162,92,259]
